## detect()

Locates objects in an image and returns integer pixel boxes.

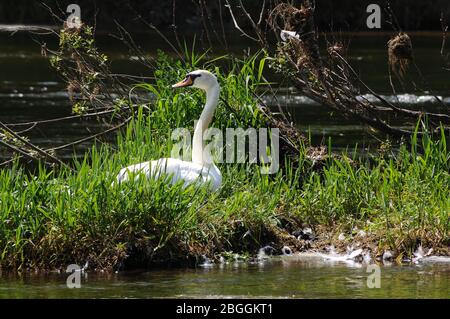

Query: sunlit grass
[0,52,448,271]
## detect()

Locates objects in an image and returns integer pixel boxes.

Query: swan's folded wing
[116,158,220,190]
[116,162,151,183]
[177,161,209,185]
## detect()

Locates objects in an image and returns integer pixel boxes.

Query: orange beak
[172,75,193,88]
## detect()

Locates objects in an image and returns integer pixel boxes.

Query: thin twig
[49,117,132,151]
[0,121,70,168]
[224,0,259,42]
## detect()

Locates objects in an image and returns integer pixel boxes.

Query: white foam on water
[264,93,449,107]
[199,255,214,268]
[286,249,450,267]
[0,91,69,99]
[418,256,450,264]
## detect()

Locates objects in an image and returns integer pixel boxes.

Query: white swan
[116,70,222,191]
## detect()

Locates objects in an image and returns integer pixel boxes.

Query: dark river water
[0,255,449,298]
[0,28,449,298]
[1,30,449,159]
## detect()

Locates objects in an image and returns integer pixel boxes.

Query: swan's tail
[112,162,153,187]
[111,168,129,187]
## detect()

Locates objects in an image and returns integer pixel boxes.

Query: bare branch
[49,117,132,151]
[0,121,70,169]
[224,0,259,42]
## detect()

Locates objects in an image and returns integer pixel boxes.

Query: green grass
[0,53,448,271]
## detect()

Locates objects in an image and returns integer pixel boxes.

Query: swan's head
[172,69,218,91]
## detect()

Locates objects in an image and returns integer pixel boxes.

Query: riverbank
[0,54,448,272]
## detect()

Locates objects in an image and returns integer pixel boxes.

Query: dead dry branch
[225,0,450,140]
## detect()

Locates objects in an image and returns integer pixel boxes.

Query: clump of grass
[0,52,448,272]
[293,128,449,255]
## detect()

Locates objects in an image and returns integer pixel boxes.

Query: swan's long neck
[192,82,220,165]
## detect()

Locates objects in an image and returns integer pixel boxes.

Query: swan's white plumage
[116,158,222,191]
[115,69,222,191]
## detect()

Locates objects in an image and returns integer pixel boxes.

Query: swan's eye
[172,73,201,88]
[189,74,201,80]
[189,73,201,84]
